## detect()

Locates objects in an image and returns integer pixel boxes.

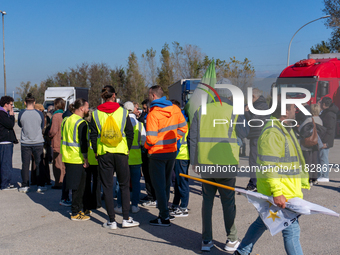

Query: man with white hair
[244,88,269,191]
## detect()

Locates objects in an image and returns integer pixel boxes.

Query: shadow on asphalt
[108,206,230,254]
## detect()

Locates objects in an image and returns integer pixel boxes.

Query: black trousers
[149,157,176,219]
[248,138,259,187]
[65,163,87,215]
[303,149,319,181]
[83,165,102,210]
[98,153,130,221]
[141,151,156,201]
[21,145,44,187]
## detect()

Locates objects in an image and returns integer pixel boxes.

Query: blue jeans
[172,159,190,209]
[237,216,303,255]
[318,148,329,178]
[0,143,13,189]
[117,165,141,207]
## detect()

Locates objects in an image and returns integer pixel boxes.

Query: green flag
[184,60,217,124]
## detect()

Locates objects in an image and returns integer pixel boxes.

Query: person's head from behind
[310,104,321,117]
[148,85,163,102]
[170,99,180,108]
[141,99,149,113]
[252,88,262,103]
[70,98,89,118]
[25,93,35,108]
[215,87,232,101]
[54,97,65,111]
[321,97,332,110]
[0,96,14,112]
[124,101,135,114]
[101,85,116,102]
[272,101,296,121]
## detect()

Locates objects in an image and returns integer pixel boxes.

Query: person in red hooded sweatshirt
[90,85,139,229]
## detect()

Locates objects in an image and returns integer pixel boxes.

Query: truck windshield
[275,78,317,98]
[43,101,54,111]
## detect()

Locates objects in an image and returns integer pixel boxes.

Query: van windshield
[275,78,317,98]
[43,101,54,111]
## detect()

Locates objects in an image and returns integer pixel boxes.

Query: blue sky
[0,0,332,96]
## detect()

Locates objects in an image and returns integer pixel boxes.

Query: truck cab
[275,53,340,136]
[168,79,201,108]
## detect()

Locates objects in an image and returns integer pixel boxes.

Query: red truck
[275,53,340,136]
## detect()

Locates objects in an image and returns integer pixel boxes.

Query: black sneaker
[245,184,257,192]
[149,217,171,227]
[169,215,175,221]
[171,207,189,217]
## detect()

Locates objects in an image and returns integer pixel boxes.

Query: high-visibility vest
[61,114,87,164]
[128,121,143,165]
[176,123,189,160]
[92,107,129,156]
[88,129,98,166]
[197,102,239,165]
[256,116,309,199]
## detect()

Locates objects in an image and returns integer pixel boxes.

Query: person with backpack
[90,85,139,229]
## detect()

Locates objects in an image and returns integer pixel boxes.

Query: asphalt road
[0,124,339,255]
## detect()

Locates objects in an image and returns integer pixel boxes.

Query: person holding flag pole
[234,101,309,255]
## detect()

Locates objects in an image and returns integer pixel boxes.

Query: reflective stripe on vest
[61,114,87,164]
[62,118,83,147]
[257,126,298,163]
[146,121,187,137]
[130,122,142,150]
[197,103,240,165]
[93,107,129,155]
[257,123,302,176]
[93,108,127,138]
[129,121,143,165]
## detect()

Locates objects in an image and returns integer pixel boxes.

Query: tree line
[310,0,340,53]
[15,42,255,109]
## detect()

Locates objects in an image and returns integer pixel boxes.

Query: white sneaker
[201,240,214,251]
[18,187,29,193]
[142,200,157,207]
[122,217,139,228]
[114,206,122,214]
[131,205,140,213]
[37,186,47,192]
[103,221,117,230]
[224,239,240,252]
[317,177,329,183]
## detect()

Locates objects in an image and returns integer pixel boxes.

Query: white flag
[234,188,340,236]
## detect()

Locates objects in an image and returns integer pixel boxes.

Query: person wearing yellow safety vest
[61,98,90,221]
[115,101,146,214]
[235,103,310,255]
[169,99,190,218]
[189,87,248,253]
[89,85,139,229]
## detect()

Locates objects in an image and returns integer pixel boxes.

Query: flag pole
[179,173,236,192]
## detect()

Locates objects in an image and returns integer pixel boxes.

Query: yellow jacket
[256,116,310,199]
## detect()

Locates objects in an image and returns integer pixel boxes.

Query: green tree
[157,43,174,96]
[126,52,146,103]
[111,66,127,102]
[15,81,31,108]
[88,63,112,107]
[311,0,340,52]
[142,48,157,87]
